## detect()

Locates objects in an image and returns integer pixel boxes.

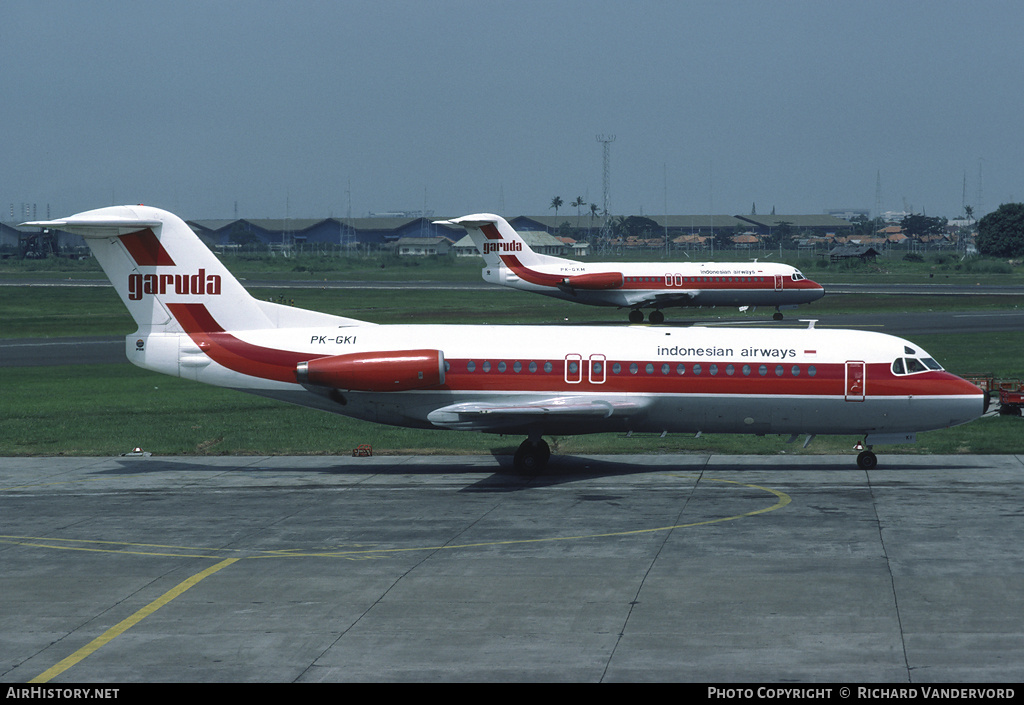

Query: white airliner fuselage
[441,214,825,322]
[25,206,984,470]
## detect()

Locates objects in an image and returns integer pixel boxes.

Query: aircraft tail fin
[23,205,364,334]
[438,213,572,269]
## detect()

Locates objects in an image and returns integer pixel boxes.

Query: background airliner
[26,206,983,471]
[441,213,825,323]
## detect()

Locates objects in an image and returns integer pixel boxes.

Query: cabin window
[676,363,686,375]
[693,364,702,375]
[544,362,553,373]
[612,362,622,374]
[759,364,768,376]
[629,363,639,374]
[726,364,735,376]
[742,364,751,376]
[513,361,522,373]
[661,363,670,375]
[791,365,800,376]
[498,361,507,372]
[482,361,491,372]
[467,361,476,372]
[775,365,784,377]
[529,361,537,373]
[709,364,718,376]
[808,365,817,376]
[645,363,655,374]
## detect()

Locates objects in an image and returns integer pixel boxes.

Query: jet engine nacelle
[558,271,624,291]
[296,349,445,391]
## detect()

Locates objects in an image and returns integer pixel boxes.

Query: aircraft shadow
[88,454,983,494]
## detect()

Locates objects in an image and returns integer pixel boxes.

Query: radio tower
[976,158,984,217]
[596,134,615,248]
[874,170,882,236]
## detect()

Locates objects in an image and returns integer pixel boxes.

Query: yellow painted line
[249,477,793,558]
[29,558,239,684]
[0,535,241,559]
[18,476,789,680]
[5,477,791,560]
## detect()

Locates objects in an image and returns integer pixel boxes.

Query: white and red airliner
[26,206,985,470]
[442,213,825,323]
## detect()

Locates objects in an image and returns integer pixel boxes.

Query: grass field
[2,253,1022,458]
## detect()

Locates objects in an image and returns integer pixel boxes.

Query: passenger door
[845,361,866,402]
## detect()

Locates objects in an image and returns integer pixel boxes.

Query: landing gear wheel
[514,439,550,472]
[773,311,784,321]
[628,309,644,323]
[857,450,877,470]
[649,310,665,324]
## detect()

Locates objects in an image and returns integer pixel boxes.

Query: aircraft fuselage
[130,321,983,439]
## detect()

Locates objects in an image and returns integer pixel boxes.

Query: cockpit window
[791,271,805,281]
[905,358,928,373]
[892,356,944,375]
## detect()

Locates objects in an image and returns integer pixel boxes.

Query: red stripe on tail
[119,229,175,266]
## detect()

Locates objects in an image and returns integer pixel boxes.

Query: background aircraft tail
[24,205,363,335]
[438,213,572,269]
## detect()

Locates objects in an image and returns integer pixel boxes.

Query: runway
[2,453,1022,683]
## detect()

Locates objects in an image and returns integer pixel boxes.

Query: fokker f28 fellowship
[441,213,825,323]
[26,206,984,471]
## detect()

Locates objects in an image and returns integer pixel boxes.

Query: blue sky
[3,0,1021,220]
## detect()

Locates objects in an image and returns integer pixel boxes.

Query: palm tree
[571,196,586,227]
[550,196,563,217]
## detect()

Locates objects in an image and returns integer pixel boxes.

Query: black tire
[513,439,550,472]
[857,450,878,470]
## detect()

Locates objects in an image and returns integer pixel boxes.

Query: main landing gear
[628,309,664,324]
[513,437,550,472]
[773,307,784,321]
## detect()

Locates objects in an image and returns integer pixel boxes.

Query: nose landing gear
[854,440,877,469]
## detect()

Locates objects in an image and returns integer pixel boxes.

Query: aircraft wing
[634,291,698,307]
[426,395,650,431]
